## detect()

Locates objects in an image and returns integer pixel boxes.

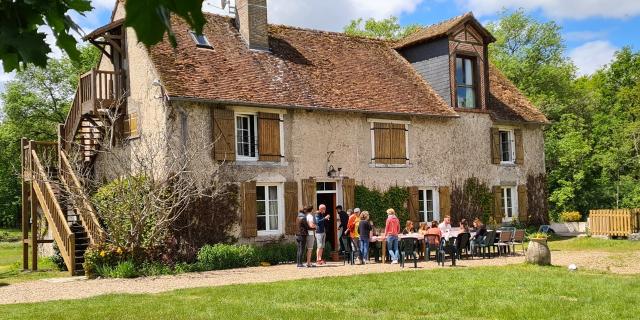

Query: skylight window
[189,31,212,49]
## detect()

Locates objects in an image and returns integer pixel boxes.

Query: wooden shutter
[284,181,298,235]
[241,180,257,237]
[518,185,528,223]
[439,186,451,219]
[490,127,500,164]
[389,123,407,164]
[258,113,282,162]
[514,128,524,165]
[342,178,356,210]
[211,108,236,161]
[407,186,419,223]
[492,186,503,223]
[123,113,138,138]
[301,178,317,209]
[372,122,407,165]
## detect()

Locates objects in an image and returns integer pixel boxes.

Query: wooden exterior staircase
[21,69,123,275]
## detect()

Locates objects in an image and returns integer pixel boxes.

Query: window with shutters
[234,111,284,162]
[501,186,518,222]
[256,183,284,235]
[236,114,258,160]
[369,119,409,166]
[499,129,515,163]
[418,188,440,223]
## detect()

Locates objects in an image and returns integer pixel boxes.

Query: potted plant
[526,232,551,266]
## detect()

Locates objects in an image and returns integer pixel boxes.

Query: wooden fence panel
[589,209,640,237]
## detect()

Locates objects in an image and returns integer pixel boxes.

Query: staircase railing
[29,143,76,275]
[59,149,107,244]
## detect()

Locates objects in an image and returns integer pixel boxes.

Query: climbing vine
[354,185,409,229]
[450,177,493,225]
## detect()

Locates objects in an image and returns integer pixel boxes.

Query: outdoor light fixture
[327,165,337,178]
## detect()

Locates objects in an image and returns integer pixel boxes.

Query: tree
[344,17,420,40]
[0,0,206,72]
[0,45,99,227]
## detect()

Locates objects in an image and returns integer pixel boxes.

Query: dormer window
[189,31,212,49]
[455,56,476,109]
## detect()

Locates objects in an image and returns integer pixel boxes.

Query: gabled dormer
[395,13,496,111]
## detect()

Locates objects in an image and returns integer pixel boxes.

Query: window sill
[369,163,413,168]
[453,108,490,114]
[233,160,289,167]
[254,233,285,241]
[499,162,517,167]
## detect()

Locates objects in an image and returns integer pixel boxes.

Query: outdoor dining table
[371,233,422,263]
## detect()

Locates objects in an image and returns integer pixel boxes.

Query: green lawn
[1,264,639,319]
[548,236,640,252]
[0,228,66,285]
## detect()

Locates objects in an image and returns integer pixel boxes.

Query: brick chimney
[235,0,269,51]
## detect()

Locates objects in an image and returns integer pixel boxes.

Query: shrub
[528,232,549,240]
[450,177,492,225]
[139,261,173,277]
[96,260,139,278]
[355,185,409,228]
[560,211,582,222]
[197,244,259,271]
[83,243,129,278]
[255,243,297,265]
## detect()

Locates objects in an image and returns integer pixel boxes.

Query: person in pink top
[384,208,400,264]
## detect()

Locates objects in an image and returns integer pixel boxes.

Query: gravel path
[1,250,637,305]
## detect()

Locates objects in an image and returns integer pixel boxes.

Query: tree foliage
[344,17,420,40]
[0,0,206,72]
[0,45,99,227]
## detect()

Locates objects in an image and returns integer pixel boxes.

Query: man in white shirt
[305,206,317,267]
[438,215,452,232]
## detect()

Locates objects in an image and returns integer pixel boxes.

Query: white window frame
[501,186,518,222]
[234,112,259,161]
[189,31,212,48]
[418,187,440,223]
[256,183,284,236]
[499,129,516,165]
[367,118,410,167]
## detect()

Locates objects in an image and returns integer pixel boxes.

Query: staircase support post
[20,138,29,270]
[29,140,38,271]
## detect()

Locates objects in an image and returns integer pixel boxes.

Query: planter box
[550,222,587,235]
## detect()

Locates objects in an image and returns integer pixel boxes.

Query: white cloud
[204,0,424,31]
[461,0,640,19]
[569,40,617,76]
[564,30,608,42]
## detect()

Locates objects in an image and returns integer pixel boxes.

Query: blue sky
[2,0,640,103]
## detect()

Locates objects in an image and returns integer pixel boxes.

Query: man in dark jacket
[336,205,349,252]
[296,206,311,268]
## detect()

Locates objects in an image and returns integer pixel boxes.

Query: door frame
[316,179,343,253]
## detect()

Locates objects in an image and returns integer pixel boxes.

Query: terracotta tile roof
[488,64,549,124]
[393,12,495,49]
[148,13,457,117]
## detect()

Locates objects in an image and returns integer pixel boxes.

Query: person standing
[384,208,400,264]
[304,206,317,267]
[358,211,373,264]
[315,204,330,265]
[295,208,310,268]
[336,205,349,252]
[348,208,362,264]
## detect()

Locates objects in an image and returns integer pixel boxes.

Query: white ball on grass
[568,264,577,271]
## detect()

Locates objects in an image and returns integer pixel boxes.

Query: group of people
[295,204,489,267]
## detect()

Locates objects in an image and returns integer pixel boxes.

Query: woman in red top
[425,220,443,247]
[384,208,400,264]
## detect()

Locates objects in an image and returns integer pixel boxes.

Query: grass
[0,264,639,319]
[0,228,66,286]
[547,236,640,252]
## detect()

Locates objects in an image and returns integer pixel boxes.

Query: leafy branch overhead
[0,0,207,72]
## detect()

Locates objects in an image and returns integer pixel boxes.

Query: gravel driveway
[0,250,637,305]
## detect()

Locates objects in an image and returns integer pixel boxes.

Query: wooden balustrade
[589,209,640,237]
[59,149,106,244]
[29,145,75,275]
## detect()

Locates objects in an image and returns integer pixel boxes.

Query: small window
[499,130,515,163]
[256,185,281,233]
[456,57,476,108]
[501,187,517,222]
[236,114,258,160]
[316,182,336,191]
[189,31,212,49]
[418,188,439,223]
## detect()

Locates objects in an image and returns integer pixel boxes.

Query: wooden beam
[29,141,37,271]
[21,138,29,270]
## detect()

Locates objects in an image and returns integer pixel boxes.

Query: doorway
[316,182,337,253]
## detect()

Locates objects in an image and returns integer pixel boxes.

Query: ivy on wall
[450,177,493,225]
[354,185,409,229]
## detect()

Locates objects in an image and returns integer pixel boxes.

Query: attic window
[189,31,212,49]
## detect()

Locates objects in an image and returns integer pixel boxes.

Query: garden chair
[495,230,513,256]
[538,225,555,234]
[512,229,526,255]
[425,234,440,262]
[454,232,471,260]
[437,239,457,266]
[371,240,382,263]
[400,237,418,268]
[340,237,354,265]
[479,230,497,259]
[499,226,516,237]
